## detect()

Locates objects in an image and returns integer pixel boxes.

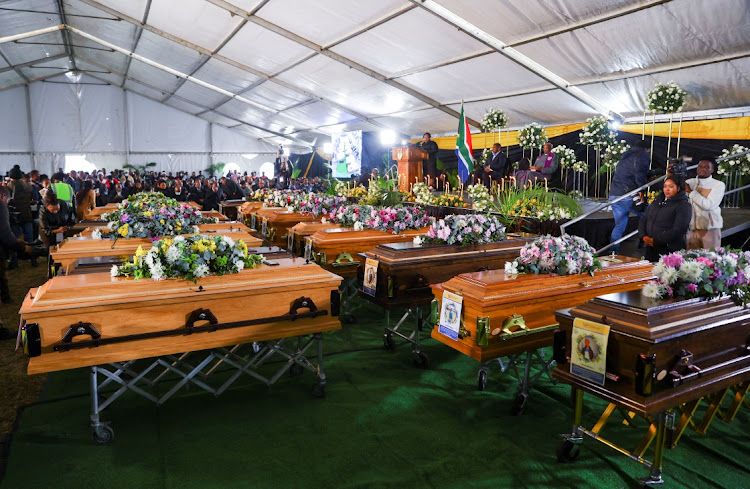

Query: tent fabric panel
[256,0,410,47]
[231,124,274,140]
[198,111,242,128]
[278,101,358,128]
[133,29,206,76]
[218,22,315,75]
[398,52,553,103]
[0,154,33,173]
[29,75,126,152]
[122,79,169,102]
[372,108,459,137]
[164,97,206,115]
[126,91,209,152]
[241,81,312,112]
[214,98,271,127]
[0,71,25,89]
[70,59,125,87]
[191,57,263,93]
[126,59,183,94]
[126,152,209,175]
[85,0,148,23]
[212,124,276,153]
[64,0,139,48]
[331,7,488,78]
[68,33,132,74]
[0,86,31,152]
[0,31,67,66]
[172,80,229,109]
[146,0,245,52]
[276,55,426,116]
[0,0,61,38]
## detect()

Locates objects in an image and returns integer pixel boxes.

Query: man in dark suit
[482,143,506,187]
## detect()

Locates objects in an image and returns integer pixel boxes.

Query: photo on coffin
[331,130,362,179]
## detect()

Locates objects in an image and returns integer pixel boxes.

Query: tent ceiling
[0,0,748,151]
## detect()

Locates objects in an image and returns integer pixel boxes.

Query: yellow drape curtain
[411,123,586,150]
[620,116,750,140]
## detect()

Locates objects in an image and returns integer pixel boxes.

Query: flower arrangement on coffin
[113,234,264,282]
[642,248,750,306]
[717,144,750,176]
[411,182,435,205]
[552,145,577,169]
[326,205,432,234]
[97,192,215,240]
[467,184,493,212]
[296,195,349,217]
[518,122,548,150]
[646,191,659,204]
[246,188,271,202]
[496,186,581,221]
[505,234,601,276]
[334,180,348,197]
[360,177,403,206]
[579,116,613,147]
[424,214,505,246]
[264,189,307,208]
[349,185,368,199]
[645,81,687,114]
[480,108,508,132]
[433,194,467,208]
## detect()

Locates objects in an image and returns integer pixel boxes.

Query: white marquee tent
[1,0,749,175]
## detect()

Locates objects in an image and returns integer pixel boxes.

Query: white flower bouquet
[579,116,611,146]
[645,81,687,113]
[481,108,508,132]
[552,145,577,169]
[518,122,548,150]
[467,184,493,212]
[717,144,750,176]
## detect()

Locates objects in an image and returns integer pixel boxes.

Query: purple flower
[120,213,131,223]
[662,253,684,268]
[686,283,698,293]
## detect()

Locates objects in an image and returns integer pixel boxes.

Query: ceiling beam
[204,0,477,128]
[56,0,78,71]
[0,25,66,44]
[121,0,153,88]
[0,52,68,75]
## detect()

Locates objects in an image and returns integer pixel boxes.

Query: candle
[545,179,548,192]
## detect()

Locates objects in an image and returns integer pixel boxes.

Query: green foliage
[205,162,226,177]
[122,162,157,175]
[436,158,445,171]
[360,177,403,206]
[291,168,302,179]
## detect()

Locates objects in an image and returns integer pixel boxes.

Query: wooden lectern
[392,146,428,192]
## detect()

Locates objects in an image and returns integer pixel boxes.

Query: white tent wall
[0,76,276,176]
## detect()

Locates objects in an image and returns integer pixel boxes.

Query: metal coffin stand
[552,290,750,486]
[430,257,653,414]
[357,238,532,367]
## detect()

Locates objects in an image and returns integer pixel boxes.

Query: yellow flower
[143,211,152,218]
[160,219,165,225]
[118,223,129,237]
[209,242,217,251]
[135,245,147,257]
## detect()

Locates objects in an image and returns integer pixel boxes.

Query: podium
[392,146,428,192]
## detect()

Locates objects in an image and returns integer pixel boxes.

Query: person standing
[50,172,76,210]
[7,166,36,267]
[417,132,439,181]
[0,186,32,308]
[685,158,725,250]
[608,141,650,253]
[75,180,97,221]
[482,143,506,188]
[531,143,561,188]
[638,175,692,262]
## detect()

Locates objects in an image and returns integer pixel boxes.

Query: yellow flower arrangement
[118,223,130,237]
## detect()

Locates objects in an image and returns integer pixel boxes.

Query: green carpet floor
[2,299,749,489]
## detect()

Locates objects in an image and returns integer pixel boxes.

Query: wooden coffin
[200,210,229,221]
[218,199,246,221]
[77,222,256,239]
[358,234,536,309]
[430,257,653,362]
[21,258,342,374]
[306,227,430,277]
[50,231,263,275]
[247,206,286,230]
[261,211,321,247]
[552,290,750,417]
[83,203,118,220]
[289,221,340,255]
[238,201,264,219]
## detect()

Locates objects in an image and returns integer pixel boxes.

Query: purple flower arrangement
[507,234,600,276]
[424,214,505,246]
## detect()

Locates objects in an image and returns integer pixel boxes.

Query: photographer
[41,192,76,247]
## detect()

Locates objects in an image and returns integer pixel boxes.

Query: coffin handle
[289,297,318,317]
[185,308,218,333]
[61,322,101,344]
[332,253,358,267]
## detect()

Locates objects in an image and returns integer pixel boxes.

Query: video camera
[667,156,692,178]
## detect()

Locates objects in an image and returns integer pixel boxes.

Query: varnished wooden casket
[552,290,750,417]
[247,206,286,230]
[238,201,264,220]
[260,211,320,247]
[306,227,430,277]
[200,210,229,221]
[77,221,257,239]
[218,199,246,221]
[83,203,118,220]
[21,258,342,374]
[50,231,263,275]
[430,257,653,362]
[358,235,536,309]
[289,221,339,255]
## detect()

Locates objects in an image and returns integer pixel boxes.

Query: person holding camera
[41,192,76,247]
[685,158,724,250]
[638,175,692,262]
[608,141,651,253]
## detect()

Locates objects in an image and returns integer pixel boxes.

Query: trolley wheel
[556,440,580,463]
[477,370,488,391]
[340,312,356,324]
[511,393,528,415]
[311,382,326,398]
[289,363,304,377]
[92,425,114,445]
[414,351,430,369]
[384,334,396,352]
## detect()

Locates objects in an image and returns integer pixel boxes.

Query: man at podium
[416,132,438,180]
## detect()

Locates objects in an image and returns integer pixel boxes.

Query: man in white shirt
[685,158,725,250]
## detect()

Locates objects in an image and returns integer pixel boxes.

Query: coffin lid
[309,227,429,245]
[21,258,339,316]
[264,211,320,225]
[438,256,653,307]
[566,289,750,341]
[364,236,534,264]
[290,222,338,235]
